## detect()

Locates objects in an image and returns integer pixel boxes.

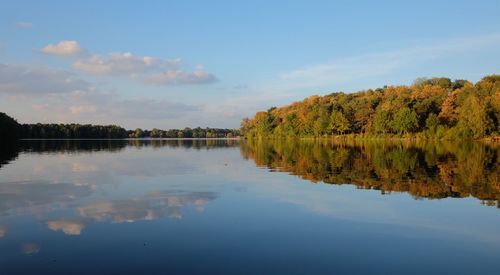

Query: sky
[0,0,499,129]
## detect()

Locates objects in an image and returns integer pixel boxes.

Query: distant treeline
[128,127,240,138]
[241,75,500,139]
[0,112,239,140]
[19,123,128,139]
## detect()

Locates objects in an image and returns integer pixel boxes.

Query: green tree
[425,113,439,133]
[373,109,390,134]
[390,107,418,134]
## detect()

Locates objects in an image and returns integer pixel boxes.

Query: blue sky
[1,0,499,129]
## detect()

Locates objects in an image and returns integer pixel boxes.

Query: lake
[0,139,499,274]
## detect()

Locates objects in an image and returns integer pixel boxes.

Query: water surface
[0,139,498,274]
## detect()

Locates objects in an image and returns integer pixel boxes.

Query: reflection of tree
[0,142,19,169]
[19,139,128,153]
[46,191,217,236]
[10,139,239,155]
[126,139,238,149]
[241,139,499,207]
[1,139,238,170]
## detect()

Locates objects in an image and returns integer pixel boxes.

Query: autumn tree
[458,95,494,138]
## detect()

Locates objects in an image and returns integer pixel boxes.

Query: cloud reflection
[21,242,40,255]
[0,225,6,238]
[47,220,85,236]
[79,191,217,223]
[46,191,217,236]
[0,181,93,215]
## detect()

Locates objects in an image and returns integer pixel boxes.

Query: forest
[0,112,239,140]
[241,75,500,140]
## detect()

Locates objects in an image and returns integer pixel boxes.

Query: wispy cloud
[16,21,32,29]
[4,87,201,127]
[146,65,217,85]
[280,33,500,89]
[73,52,180,76]
[0,63,89,95]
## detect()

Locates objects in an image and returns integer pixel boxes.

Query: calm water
[0,139,499,274]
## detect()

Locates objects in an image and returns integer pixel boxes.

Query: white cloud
[146,65,217,85]
[41,40,84,56]
[16,21,32,29]
[72,50,216,86]
[0,63,89,95]
[73,52,180,76]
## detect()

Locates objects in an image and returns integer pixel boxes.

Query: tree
[150,128,164,138]
[133,128,144,138]
[390,107,418,134]
[329,111,350,135]
[0,112,20,140]
[425,113,439,133]
[313,108,330,136]
[373,109,390,134]
[439,90,459,126]
[458,95,493,138]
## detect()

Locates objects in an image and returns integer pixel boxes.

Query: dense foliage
[241,139,500,207]
[241,75,500,139]
[128,127,240,138]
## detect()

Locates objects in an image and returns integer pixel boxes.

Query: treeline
[128,127,240,138]
[0,112,240,140]
[241,75,500,139]
[19,123,128,139]
[1,113,128,139]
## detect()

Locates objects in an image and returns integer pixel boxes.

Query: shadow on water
[240,139,500,208]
